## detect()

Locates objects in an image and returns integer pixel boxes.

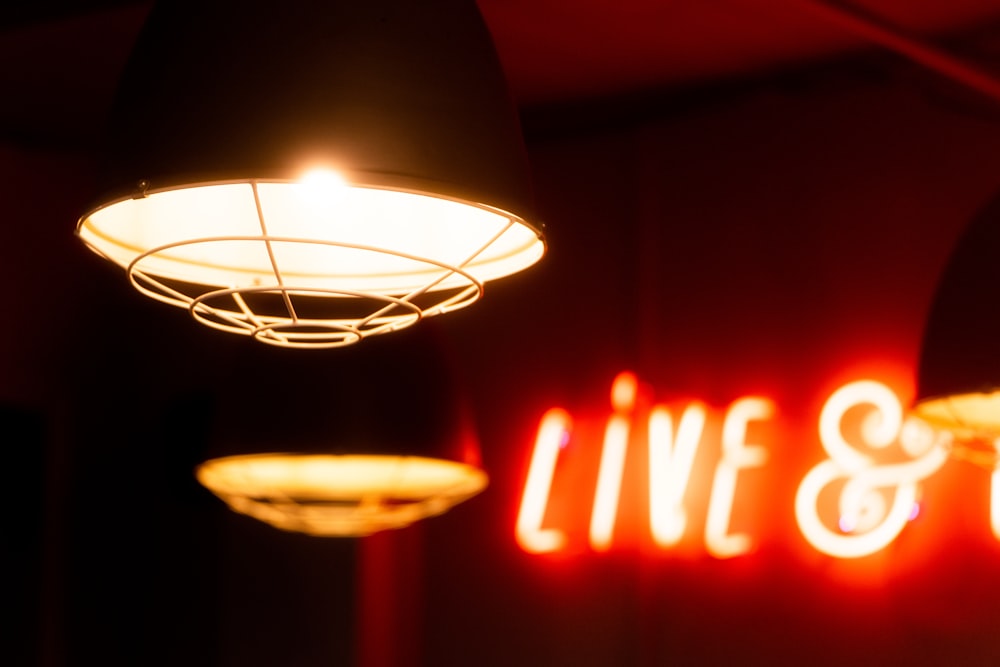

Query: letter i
[590,372,638,551]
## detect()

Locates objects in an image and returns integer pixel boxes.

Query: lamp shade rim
[78,174,545,240]
[196,452,489,536]
[75,175,545,349]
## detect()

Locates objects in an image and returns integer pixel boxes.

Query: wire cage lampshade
[914,192,1000,467]
[195,329,487,536]
[77,0,544,349]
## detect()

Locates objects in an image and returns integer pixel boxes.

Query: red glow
[517,371,775,556]
[795,380,948,559]
[590,372,641,551]
[705,397,774,558]
[648,403,705,548]
[516,372,969,562]
[515,408,572,554]
[610,371,638,412]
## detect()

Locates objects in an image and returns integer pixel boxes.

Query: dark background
[7,2,1000,665]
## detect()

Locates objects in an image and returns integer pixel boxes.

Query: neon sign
[794,380,948,558]
[516,372,954,559]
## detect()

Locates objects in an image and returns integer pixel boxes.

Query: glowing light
[648,403,706,547]
[296,169,349,211]
[899,418,937,458]
[914,391,1000,436]
[819,380,900,472]
[300,168,348,190]
[589,373,639,551]
[78,179,544,348]
[611,372,639,411]
[795,380,948,558]
[82,182,541,293]
[516,409,572,554]
[517,374,971,560]
[589,418,629,551]
[705,397,774,558]
[197,453,488,537]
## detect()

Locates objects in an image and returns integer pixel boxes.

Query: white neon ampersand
[794,380,949,558]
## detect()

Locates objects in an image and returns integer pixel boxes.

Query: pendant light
[913,192,1000,467]
[196,328,486,536]
[77,0,544,349]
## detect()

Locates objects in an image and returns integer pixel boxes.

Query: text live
[516,372,964,559]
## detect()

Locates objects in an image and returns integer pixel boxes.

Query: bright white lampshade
[78,175,543,348]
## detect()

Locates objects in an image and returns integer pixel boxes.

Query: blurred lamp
[197,454,486,537]
[914,193,1000,467]
[77,0,543,349]
[196,329,486,536]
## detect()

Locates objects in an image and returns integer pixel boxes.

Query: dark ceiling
[3,0,1000,149]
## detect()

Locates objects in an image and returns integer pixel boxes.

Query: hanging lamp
[77,0,544,349]
[196,328,487,536]
[913,192,1000,467]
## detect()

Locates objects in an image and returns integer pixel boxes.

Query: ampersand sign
[795,380,950,558]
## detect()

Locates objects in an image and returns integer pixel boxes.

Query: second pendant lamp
[77,0,544,349]
[196,326,487,537]
[914,191,1000,466]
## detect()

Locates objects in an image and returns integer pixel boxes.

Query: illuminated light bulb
[300,168,348,192]
[296,168,349,211]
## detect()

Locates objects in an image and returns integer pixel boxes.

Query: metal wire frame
[126,236,488,348]
[219,487,474,536]
[89,179,531,348]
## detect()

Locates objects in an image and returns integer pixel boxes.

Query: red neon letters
[516,373,952,559]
